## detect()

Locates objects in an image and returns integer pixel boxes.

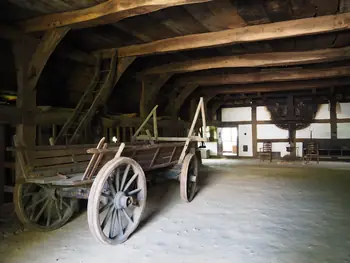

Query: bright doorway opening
[221,127,238,156]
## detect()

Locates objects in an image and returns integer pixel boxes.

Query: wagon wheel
[180,153,198,202]
[88,157,147,245]
[14,183,78,231]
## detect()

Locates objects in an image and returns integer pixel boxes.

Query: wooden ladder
[55,52,118,145]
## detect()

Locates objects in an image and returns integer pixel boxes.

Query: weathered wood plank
[176,66,350,86]
[199,78,350,95]
[184,0,246,31]
[107,12,350,57]
[27,27,70,91]
[142,47,350,75]
[0,125,4,206]
[19,0,212,33]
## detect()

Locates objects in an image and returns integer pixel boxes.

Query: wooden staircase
[55,52,118,145]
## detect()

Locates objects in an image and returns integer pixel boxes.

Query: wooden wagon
[8,98,207,245]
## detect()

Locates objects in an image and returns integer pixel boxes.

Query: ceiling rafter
[19,0,212,33]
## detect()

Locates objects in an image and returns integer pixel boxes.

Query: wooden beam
[107,12,350,57]
[168,84,199,116]
[19,0,212,33]
[0,23,95,65]
[142,47,350,75]
[140,74,173,117]
[177,66,350,87]
[199,78,350,95]
[13,28,69,150]
[0,125,4,207]
[27,28,70,91]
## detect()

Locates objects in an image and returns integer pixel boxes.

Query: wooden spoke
[180,153,198,202]
[109,209,118,239]
[127,188,142,196]
[27,195,46,211]
[34,199,50,223]
[46,200,53,227]
[88,157,147,245]
[122,209,133,224]
[115,168,120,193]
[101,207,114,230]
[123,173,139,192]
[107,178,116,195]
[54,200,62,221]
[117,209,123,235]
[14,183,78,231]
[120,164,131,191]
[101,193,114,202]
[99,202,113,214]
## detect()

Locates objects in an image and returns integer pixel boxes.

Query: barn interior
[1,0,350,262]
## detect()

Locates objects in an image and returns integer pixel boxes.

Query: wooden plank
[105,12,350,58]
[177,66,350,86]
[19,0,212,33]
[184,0,246,31]
[33,155,92,168]
[142,47,350,75]
[199,78,350,95]
[0,125,4,206]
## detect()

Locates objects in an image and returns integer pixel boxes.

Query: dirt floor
[1,159,350,263]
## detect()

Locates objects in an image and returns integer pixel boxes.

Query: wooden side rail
[7,143,95,179]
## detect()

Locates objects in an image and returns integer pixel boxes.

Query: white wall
[337,123,350,139]
[296,123,331,139]
[222,107,252,122]
[258,142,303,158]
[257,106,271,121]
[315,104,330,120]
[257,124,288,139]
[337,103,350,119]
[239,124,253,157]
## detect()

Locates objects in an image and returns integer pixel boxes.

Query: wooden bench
[7,141,96,186]
[259,142,272,162]
[304,141,319,164]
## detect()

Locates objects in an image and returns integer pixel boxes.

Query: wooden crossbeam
[19,0,212,33]
[198,78,350,95]
[168,84,199,115]
[176,66,350,87]
[0,23,95,65]
[142,47,350,75]
[100,12,350,58]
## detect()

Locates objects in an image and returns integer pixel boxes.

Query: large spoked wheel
[88,157,147,245]
[14,183,78,231]
[180,153,199,202]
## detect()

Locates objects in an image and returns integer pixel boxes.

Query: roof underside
[1,0,350,115]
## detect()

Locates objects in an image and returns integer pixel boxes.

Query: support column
[140,74,172,118]
[0,125,4,206]
[330,96,337,141]
[252,104,257,158]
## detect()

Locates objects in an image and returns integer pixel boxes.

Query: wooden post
[122,127,126,142]
[0,125,4,206]
[252,104,258,158]
[12,27,69,178]
[330,96,337,141]
[189,98,197,121]
[116,126,120,142]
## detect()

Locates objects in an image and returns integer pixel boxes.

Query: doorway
[221,127,238,156]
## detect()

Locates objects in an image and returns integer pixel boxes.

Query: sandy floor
[1,159,350,263]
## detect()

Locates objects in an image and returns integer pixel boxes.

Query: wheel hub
[113,192,133,209]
